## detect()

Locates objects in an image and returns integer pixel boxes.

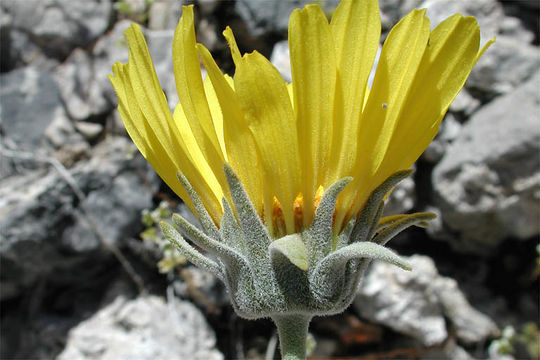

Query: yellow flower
[109,0,491,238]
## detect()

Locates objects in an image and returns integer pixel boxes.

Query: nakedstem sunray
[110,1,492,359]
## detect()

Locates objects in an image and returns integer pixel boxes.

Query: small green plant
[141,201,186,273]
[115,0,154,24]
[518,323,540,359]
[490,323,540,359]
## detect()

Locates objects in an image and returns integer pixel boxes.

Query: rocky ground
[1,0,539,359]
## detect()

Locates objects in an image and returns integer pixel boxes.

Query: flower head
[110,0,490,239]
[110,3,491,357]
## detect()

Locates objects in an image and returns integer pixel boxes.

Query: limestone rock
[58,295,223,360]
[378,0,424,30]
[383,174,416,216]
[148,0,183,30]
[145,29,178,109]
[235,0,339,37]
[53,21,131,122]
[355,255,499,346]
[449,89,481,117]
[423,113,462,164]
[1,0,112,59]
[54,21,179,123]
[420,0,504,41]
[175,266,229,310]
[270,40,291,82]
[467,36,540,96]
[0,137,159,300]
[54,49,103,121]
[432,71,540,253]
[1,67,65,152]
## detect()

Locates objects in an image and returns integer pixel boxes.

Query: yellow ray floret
[110,0,491,236]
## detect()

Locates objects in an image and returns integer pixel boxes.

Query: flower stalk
[272,314,312,360]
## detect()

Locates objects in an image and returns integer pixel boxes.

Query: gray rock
[0,7,11,71]
[355,255,446,346]
[145,29,179,109]
[148,0,183,30]
[53,20,130,123]
[199,0,220,15]
[381,0,517,40]
[62,138,159,252]
[58,295,223,360]
[1,0,112,59]
[0,137,159,300]
[467,36,540,96]
[423,113,462,163]
[51,20,133,125]
[420,339,476,360]
[55,21,179,123]
[498,16,535,44]
[435,276,500,345]
[412,0,538,96]
[235,0,340,37]
[74,121,103,141]
[355,255,499,346]
[143,26,205,110]
[54,49,100,121]
[197,17,220,53]
[432,71,540,253]
[420,0,504,41]
[44,111,80,148]
[44,112,90,165]
[91,20,134,111]
[3,28,59,71]
[270,40,291,82]
[119,0,148,15]
[0,67,66,158]
[449,89,481,117]
[175,266,229,309]
[0,5,10,28]
[379,0,424,30]
[383,173,416,216]
[108,109,128,137]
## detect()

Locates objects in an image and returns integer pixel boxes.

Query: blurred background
[0,0,538,359]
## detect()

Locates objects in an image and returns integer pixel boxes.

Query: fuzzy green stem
[272,314,312,360]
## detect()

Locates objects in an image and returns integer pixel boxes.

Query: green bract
[161,165,434,358]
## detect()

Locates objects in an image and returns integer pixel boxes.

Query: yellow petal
[327,0,380,183]
[173,101,224,207]
[287,82,294,105]
[112,24,222,222]
[202,75,227,158]
[475,37,495,65]
[173,5,227,188]
[337,9,430,229]
[382,15,482,175]
[110,63,152,160]
[197,43,264,216]
[110,64,177,197]
[234,50,301,235]
[223,26,242,66]
[358,9,430,176]
[289,4,336,226]
[124,24,182,156]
